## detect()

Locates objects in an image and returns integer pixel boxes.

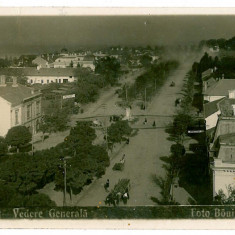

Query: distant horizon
[1,15,235,56]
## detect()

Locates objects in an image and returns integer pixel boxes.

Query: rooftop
[0,84,41,107]
[218,98,235,117]
[219,133,235,145]
[204,79,235,96]
[204,98,224,118]
[202,68,212,80]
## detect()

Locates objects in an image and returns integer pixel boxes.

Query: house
[32,56,49,68]
[208,90,235,198]
[78,55,95,71]
[52,56,78,68]
[202,77,216,94]
[209,45,220,53]
[211,133,235,197]
[0,67,77,85]
[202,68,213,80]
[203,79,235,102]
[0,75,42,137]
[204,98,223,130]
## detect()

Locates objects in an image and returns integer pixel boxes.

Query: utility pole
[61,94,63,109]
[101,103,108,152]
[62,156,72,207]
[31,102,34,155]
[63,158,67,206]
[144,87,147,110]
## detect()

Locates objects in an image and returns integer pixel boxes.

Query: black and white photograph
[0,7,235,228]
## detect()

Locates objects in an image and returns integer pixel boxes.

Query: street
[37,52,201,206]
[66,53,201,206]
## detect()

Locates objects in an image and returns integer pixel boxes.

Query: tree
[107,121,132,146]
[95,57,121,86]
[139,54,152,67]
[0,137,7,156]
[214,185,235,205]
[5,126,32,153]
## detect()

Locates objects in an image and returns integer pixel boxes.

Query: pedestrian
[104,179,110,192]
[145,118,147,124]
[105,196,111,206]
[120,154,125,164]
[175,99,178,107]
[152,121,156,127]
[122,192,128,205]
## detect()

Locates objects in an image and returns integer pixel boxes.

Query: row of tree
[152,67,210,205]
[119,60,179,105]
[199,37,235,50]
[0,121,110,206]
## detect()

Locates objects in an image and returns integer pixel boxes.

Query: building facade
[0,75,42,136]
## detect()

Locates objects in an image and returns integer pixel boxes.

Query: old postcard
[1,7,235,229]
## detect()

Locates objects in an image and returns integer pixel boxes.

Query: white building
[204,98,222,130]
[212,133,235,197]
[32,56,50,68]
[0,75,42,137]
[0,67,77,85]
[204,79,235,102]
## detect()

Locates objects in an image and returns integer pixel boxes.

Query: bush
[112,163,124,171]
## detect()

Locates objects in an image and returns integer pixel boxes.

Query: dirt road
[70,53,201,206]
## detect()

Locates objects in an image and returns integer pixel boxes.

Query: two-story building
[0,75,42,137]
[0,67,77,85]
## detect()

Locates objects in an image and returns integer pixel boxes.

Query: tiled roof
[0,68,77,77]
[204,79,235,96]
[0,84,41,107]
[202,68,212,80]
[219,133,235,145]
[32,57,48,65]
[204,98,224,118]
[218,98,235,117]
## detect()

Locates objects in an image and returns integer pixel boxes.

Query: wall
[27,76,75,84]
[21,96,42,134]
[213,169,235,197]
[0,97,11,136]
[206,110,220,130]
[204,95,225,102]
[10,105,22,128]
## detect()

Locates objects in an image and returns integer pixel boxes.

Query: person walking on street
[152,121,156,127]
[104,179,110,192]
[122,192,129,205]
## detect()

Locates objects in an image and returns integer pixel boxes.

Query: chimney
[0,75,6,87]
[12,76,18,87]
[232,104,235,116]
[229,90,235,99]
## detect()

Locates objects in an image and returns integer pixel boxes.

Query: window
[55,79,58,83]
[15,109,19,125]
[31,79,33,83]
[69,76,72,78]
[41,80,44,84]
[27,105,31,120]
[47,80,49,84]
[36,101,40,115]
[59,79,61,83]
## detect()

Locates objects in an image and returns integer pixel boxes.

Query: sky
[1,15,235,56]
